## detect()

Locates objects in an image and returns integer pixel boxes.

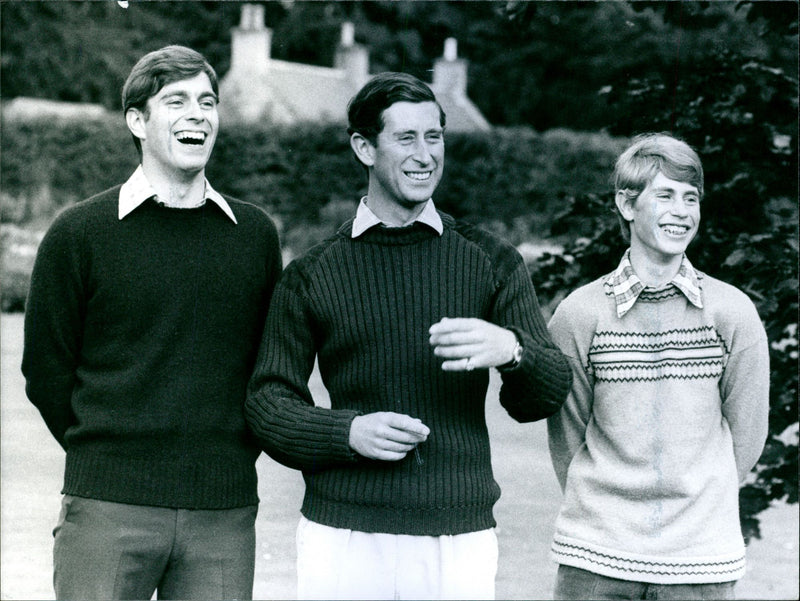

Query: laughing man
[22,46,281,599]
[546,133,769,600]
[245,72,572,600]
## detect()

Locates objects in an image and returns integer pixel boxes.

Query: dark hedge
[1,117,624,250]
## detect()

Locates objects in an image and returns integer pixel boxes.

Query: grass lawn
[2,313,797,600]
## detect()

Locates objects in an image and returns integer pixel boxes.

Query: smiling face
[126,72,219,179]
[617,171,701,265]
[355,101,444,223]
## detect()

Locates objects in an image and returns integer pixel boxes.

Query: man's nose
[412,140,433,163]
[185,99,205,121]
[670,197,690,216]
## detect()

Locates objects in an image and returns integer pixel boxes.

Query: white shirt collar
[118,165,237,224]
[351,197,443,238]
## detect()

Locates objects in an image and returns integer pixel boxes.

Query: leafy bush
[0,116,137,223]
[1,117,624,309]
[1,117,623,240]
[533,48,798,541]
[0,225,43,312]
[2,120,622,311]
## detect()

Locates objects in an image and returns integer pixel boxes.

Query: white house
[218,3,490,131]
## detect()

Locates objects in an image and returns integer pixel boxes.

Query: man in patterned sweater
[546,133,769,600]
[245,72,572,600]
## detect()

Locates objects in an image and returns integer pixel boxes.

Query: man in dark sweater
[245,72,571,600]
[22,46,281,600]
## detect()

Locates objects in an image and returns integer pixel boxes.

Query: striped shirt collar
[118,165,237,224]
[606,249,703,318]
[351,196,444,238]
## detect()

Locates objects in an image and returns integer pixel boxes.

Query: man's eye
[201,100,217,109]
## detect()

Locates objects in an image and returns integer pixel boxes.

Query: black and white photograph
[1,1,797,599]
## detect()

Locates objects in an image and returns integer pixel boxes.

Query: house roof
[262,60,355,123]
[219,5,490,131]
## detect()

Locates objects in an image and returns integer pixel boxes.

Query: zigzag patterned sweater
[547,270,769,584]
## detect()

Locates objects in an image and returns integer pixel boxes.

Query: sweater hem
[551,536,745,584]
[63,448,260,510]
[301,499,497,536]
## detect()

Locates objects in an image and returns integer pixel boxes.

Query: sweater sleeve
[546,294,595,492]
[492,259,572,423]
[718,297,770,483]
[245,276,360,473]
[21,210,85,450]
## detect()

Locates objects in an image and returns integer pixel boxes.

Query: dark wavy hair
[347,72,446,146]
[122,45,218,159]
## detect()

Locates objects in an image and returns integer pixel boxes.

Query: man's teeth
[406,171,431,181]
[662,225,689,235]
[176,131,205,145]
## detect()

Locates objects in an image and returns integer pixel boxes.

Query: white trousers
[296,516,498,600]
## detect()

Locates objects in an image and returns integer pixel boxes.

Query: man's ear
[126,108,146,143]
[615,190,635,222]
[350,133,375,168]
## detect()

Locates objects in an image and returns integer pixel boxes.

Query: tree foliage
[531,6,798,541]
[1,1,795,131]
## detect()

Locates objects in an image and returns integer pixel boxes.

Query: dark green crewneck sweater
[22,186,281,509]
[246,213,571,535]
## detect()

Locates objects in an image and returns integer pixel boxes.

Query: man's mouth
[405,171,432,181]
[661,224,691,236]
[175,131,206,146]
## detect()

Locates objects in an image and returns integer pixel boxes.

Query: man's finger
[429,331,484,346]
[383,413,430,438]
[428,317,480,335]
[432,343,483,359]
[440,357,482,372]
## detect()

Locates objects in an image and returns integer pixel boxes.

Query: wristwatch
[498,337,523,371]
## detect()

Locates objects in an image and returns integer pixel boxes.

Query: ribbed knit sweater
[22,186,281,509]
[245,212,572,536]
[547,269,769,584]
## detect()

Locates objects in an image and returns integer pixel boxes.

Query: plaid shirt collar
[606,249,703,318]
[118,165,237,224]
[351,196,443,238]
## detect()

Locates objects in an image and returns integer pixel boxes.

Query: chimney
[230,4,271,74]
[334,22,369,89]
[433,38,468,95]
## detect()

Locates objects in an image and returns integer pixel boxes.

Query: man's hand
[349,412,430,461]
[429,317,517,372]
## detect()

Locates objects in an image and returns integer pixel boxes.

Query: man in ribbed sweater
[22,46,282,599]
[245,72,571,600]
[546,133,769,600]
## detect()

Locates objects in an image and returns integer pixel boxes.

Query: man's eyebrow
[392,127,443,136]
[160,90,218,102]
[652,185,699,195]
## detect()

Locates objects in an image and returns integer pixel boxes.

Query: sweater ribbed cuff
[498,326,572,423]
